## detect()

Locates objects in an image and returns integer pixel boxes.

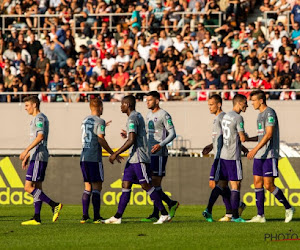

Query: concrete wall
[0,101,299,152]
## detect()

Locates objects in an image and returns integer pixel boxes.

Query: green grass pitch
[0,205,299,249]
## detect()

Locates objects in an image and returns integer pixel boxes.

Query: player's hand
[202,145,212,155]
[109,153,117,164]
[247,149,257,160]
[19,150,28,161]
[106,120,112,127]
[151,144,161,154]
[120,129,127,139]
[22,157,29,170]
[116,155,124,163]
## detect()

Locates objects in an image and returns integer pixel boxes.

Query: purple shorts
[210,159,220,181]
[26,161,48,182]
[217,159,243,181]
[123,162,152,184]
[80,161,104,183]
[150,156,168,177]
[253,158,278,177]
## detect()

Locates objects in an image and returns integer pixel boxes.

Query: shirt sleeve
[127,117,138,134]
[160,112,176,147]
[265,110,276,127]
[96,119,106,136]
[236,115,245,132]
[35,116,45,134]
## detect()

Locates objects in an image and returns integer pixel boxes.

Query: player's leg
[263,158,294,222]
[229,160,244,222]
[247,159,266,222]
[137,163,170,224]
[104,180,132,224]
[80,162,92,223]
[203,159,227,222]
[22,161,62,225]
[91,181,103,223]
[81,182,92,223]
[264,177,294,222]
[218,180,233,221]
[104,162,134,224]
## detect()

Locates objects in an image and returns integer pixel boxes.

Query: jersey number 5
[81,124,93,144]
[222,120,231,146]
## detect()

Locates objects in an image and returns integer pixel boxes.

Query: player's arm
[98,134,114,155]
[152,127,176,154]
[241,145,249,156]
[109,132,136,163]
[20,133,44,160]
[245,135,259,142]
[247,126,274,159]
[152,114,176,154]
[202,143,213,155]
[22,153,30,170]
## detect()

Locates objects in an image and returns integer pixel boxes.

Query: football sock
[148,187,168,215]
[221,186,232,214]
[82,190,91,217]
[255,188,264,216]
[92,190,101,220]
[115,188,131,218]
[31,189,57,208]
[207,185,223,214]
[272,187,291,209]
[231,190,240,219]
[156,186,173,207]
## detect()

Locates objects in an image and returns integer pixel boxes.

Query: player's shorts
[80,161,104,183]
[210,159,220,181]
[253,158,278,177]
[217,159,243,181]
[123,162,152,184]
[150,156,168,177]
[26,161,48,182]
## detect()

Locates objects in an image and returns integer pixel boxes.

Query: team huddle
[19,90,294,225]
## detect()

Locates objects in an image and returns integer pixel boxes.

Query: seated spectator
[148,73,162,91]
[167,74,184,100]
[115,48,130,71]
[112,65,129,90]
[205,70,220,88]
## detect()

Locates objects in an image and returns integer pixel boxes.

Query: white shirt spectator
[199,54,210,65]
[174,41,185,52]
[149,80,162,91]
[169,80,184,93]
[270,38,282,54]
[137,44,151,62]
[102,57,116,72]
[50,0,61,8]
[158,37,173,52]
[115,55,130,66]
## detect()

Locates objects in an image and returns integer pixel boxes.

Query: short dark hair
[209,94,222,105]
[123,95,136,109]
[233,93,247,105]
[146,91,160,100]
[250,90,266,104]
[24,95,40,109]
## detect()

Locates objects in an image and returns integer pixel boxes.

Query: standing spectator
[53,23,69,71]
[36,49,50,85]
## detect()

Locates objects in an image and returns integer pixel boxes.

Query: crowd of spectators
[0,0,300,102]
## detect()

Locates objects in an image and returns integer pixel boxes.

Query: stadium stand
[0,0,299,102]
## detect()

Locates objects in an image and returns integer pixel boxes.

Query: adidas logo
[103,179,172,206]
[243,157,300,206]
[0,157,33,205]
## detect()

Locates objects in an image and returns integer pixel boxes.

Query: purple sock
[148,187,168,215]
[116,189,131,217]
[207,185,222,214]
[272,187,291,209]
[92,190,101,220]
[221,186,232,214]
[255,188,264,216]
[231,190,240,219]
[82,190,91,217]
[31,189,52,205]
[34,200,42,215]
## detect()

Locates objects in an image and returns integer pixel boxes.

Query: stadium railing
[262,11,291,34]
[0,89,299,103]
[0,11,224,36]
